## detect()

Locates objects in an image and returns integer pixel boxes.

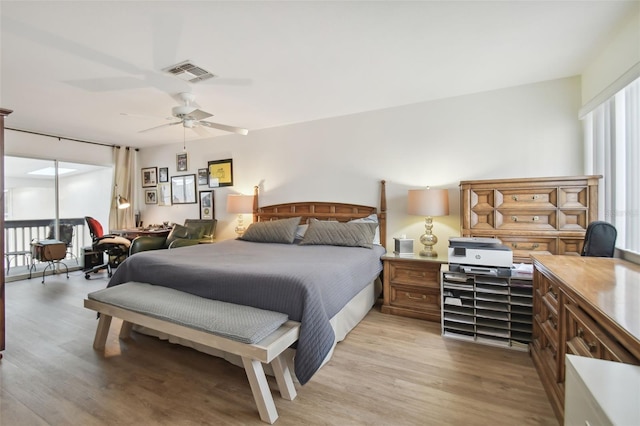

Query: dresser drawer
[469,188,495,209]
[501,236,556,260]
[565,303,637,364]
[469,209,495,230]
[389,262,439,288]
[496,209,556,231]
[558,186,588,208]
[558,238,584,256]
[558,209,587,231]
[496,187,557,209]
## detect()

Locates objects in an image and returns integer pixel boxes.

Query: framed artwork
[158,167,169,183]
[157,183,171,206]
[171,174,197,204]
[208,158,233,187]
[198,168,208,186]
[144,189,157,204]
[176,152,188,172]
[141,167,158,187]
[199,190,214,220]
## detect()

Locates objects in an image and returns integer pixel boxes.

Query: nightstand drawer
[389,284,440,315]
[389,263,439,288]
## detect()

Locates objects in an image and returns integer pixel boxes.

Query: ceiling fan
[138,92,249,136]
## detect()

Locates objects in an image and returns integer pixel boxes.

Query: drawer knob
[405,292,426,301]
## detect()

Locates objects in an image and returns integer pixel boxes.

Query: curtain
[109,146,135,231]
[583,77,640,254]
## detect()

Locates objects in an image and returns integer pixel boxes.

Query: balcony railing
[4,218,91,276]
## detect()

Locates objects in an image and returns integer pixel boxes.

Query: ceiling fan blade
[188,109,213,121]
[199,120,249,136]
[139,121,182,133]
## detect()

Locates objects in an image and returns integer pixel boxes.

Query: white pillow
[295,224,309,240]
[349,214,380,245]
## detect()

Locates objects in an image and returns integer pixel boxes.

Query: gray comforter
[108,239,385,384]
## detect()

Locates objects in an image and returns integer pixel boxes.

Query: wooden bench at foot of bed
[84,282,301,424]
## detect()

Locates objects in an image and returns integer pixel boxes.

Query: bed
[107,180,387,385]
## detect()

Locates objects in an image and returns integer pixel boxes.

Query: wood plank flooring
[1,270,557,425]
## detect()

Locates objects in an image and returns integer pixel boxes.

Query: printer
[448,237,513,277]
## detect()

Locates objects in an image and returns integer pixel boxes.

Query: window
[583,77,640,254]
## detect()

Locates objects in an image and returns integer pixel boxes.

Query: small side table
[381,253,446,322]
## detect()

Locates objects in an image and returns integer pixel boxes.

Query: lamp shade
[116,195,130,210]
[227,194,254,214]
[407,188,449,217]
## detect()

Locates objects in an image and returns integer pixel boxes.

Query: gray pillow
[239,216,301,244]
[300,219,377,248]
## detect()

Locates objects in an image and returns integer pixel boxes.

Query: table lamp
[407,187,449,257]
[227,194,254,236]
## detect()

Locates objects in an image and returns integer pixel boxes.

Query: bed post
[380,180,387,249]
[252,185,259,223]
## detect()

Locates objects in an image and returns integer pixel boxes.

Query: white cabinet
[564,355,640,426]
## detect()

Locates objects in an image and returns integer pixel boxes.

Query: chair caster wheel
[85,274,91,280]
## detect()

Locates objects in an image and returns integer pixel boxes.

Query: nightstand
[381,253,446,322]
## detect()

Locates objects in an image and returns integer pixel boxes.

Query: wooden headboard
[252,180,387,249]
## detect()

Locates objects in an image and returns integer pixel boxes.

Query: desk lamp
[408,187,449,257]
[227,194,254,237]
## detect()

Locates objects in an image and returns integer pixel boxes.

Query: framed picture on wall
[198,168,208,186]
[158,167,169,183]
[199,190,214,220]
[208,158,233,187]
[141,167,157,187]
[171,174,197,204]
[144,189,157,204]
[157,182,171,206]
[176,153,188,172]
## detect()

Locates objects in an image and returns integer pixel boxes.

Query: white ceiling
[0,1,635,149]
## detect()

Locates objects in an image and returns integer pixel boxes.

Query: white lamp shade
[227,194,254,214]
[408,188,449,217]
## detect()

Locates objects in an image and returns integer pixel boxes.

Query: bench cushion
[88,282,289,344]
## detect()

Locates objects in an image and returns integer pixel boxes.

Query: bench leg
[93,314,113,350]
[119,320,134,339]
[271,354,297,401]
[241,357,278,424]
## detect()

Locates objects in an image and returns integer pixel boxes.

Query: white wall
[138,76,583,255]
[581,4,640,105]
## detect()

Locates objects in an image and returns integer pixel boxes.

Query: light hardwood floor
[1,270,557,425]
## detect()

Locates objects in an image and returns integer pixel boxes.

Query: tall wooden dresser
[460,175,601,264]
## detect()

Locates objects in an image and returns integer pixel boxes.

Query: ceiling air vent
[163,61,215,83]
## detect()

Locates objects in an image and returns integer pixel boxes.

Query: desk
[110,228,170,240]
[530,254,640,422]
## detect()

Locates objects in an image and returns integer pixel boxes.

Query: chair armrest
[168,238,200,249]
[129,236,167,255]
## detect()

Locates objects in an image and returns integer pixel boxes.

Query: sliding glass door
[3,155,112,280]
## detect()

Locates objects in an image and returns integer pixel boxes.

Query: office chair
[47,222,78,264]
[581,221,617,258]
[84,216,131,279]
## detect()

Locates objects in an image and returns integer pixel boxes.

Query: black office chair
[47,222,77,264]
[84,216,131,279]
[581,221,617,258]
